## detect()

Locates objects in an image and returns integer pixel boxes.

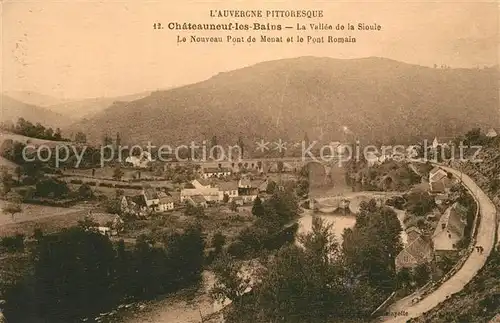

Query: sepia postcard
[1,1,499,323]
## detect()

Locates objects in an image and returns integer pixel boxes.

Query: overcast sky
[2,0,498,99]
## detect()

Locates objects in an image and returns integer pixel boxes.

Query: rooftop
[218,181,239,191]
[190,195,207,204]
[433,202,467,239]
[143,188,159,201]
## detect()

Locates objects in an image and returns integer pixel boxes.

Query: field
[0,131,70,147]
[120,205,255,243]
[0,201,91,237]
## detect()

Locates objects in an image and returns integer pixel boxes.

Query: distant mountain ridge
[3,91,153,121]
[3,91,70,107]
[1,95,72,129]
[64,57,499,146]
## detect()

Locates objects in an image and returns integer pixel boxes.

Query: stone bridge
[308,191,403,213]
[184,156,346,176]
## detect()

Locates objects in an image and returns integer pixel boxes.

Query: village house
[251,178,269,193]
[238,177,252,189]
[121,195,149,217]
[186,195,208,208]
[180,187,221,203]
[395,226,434,271]
[202,167,232,179]
[428,167,452,194]
[485,128,498,138]
[142,188,160,210]
[169,191,181,205]
[87,212,124,236]
[430,137,451,150]
[157,192,175,211]
[232,196,244,206]
[237,177,260,203]
[122,187,178,215]
[218,181,239,200]
[432,203,467,256]
[192,178,216,190]
[125,151,153,168]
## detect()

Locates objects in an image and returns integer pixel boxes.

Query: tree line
[1,223,205,322]
[212,199,404,323]
[1,118,69,142]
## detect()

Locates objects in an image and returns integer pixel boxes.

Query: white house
[125,151,152,168]
[88,213,124,237]
[202,167,232,179]
[365,151,381,167]
[432,203,467,253]
[238,177,252,189]
[181,187,221,202]
[158,195,175,211]
[192,178,215,190]
[486,128,498,138]
[218,181,239,200]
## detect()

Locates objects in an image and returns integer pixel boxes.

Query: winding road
[381,165,497,323]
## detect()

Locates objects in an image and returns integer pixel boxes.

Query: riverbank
[117,190,406,322]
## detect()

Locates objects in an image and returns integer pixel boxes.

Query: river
[120,165,407,322]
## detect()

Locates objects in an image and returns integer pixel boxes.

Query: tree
[342,202,403,292]
[464,128,486,146]
[230,200,238,212]
[1,170,14,195]
[35,178,69,199]
[251,196,265,217]
[14,166,22,182]
[115,132,121,147]
[266,180,277,194]
[211,252,251,305]
[277,161,284,173]
[396,268,412,289]
[102,133,113,146]
[0,233,25,252]
[223,193,230,203]
[297,216,340,264]
[3,192,22,220]
[78,184,93,200]
[211,135,218,159]
[75,132,87,144]
[212,232,226,253]
[185,203,205,217]
[237,136,245,158]
[296,179,309,197]
[405,190,436,217]
[490,178,500,192]
[54,128,62,141]
[413,263,431,286]
[112,166,124,180]
[44,128,54,139]
[115,189,125,199]
[105,198,121,214]
[255,217,347,322]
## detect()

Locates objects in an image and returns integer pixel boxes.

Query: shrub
[1,233,25,252]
